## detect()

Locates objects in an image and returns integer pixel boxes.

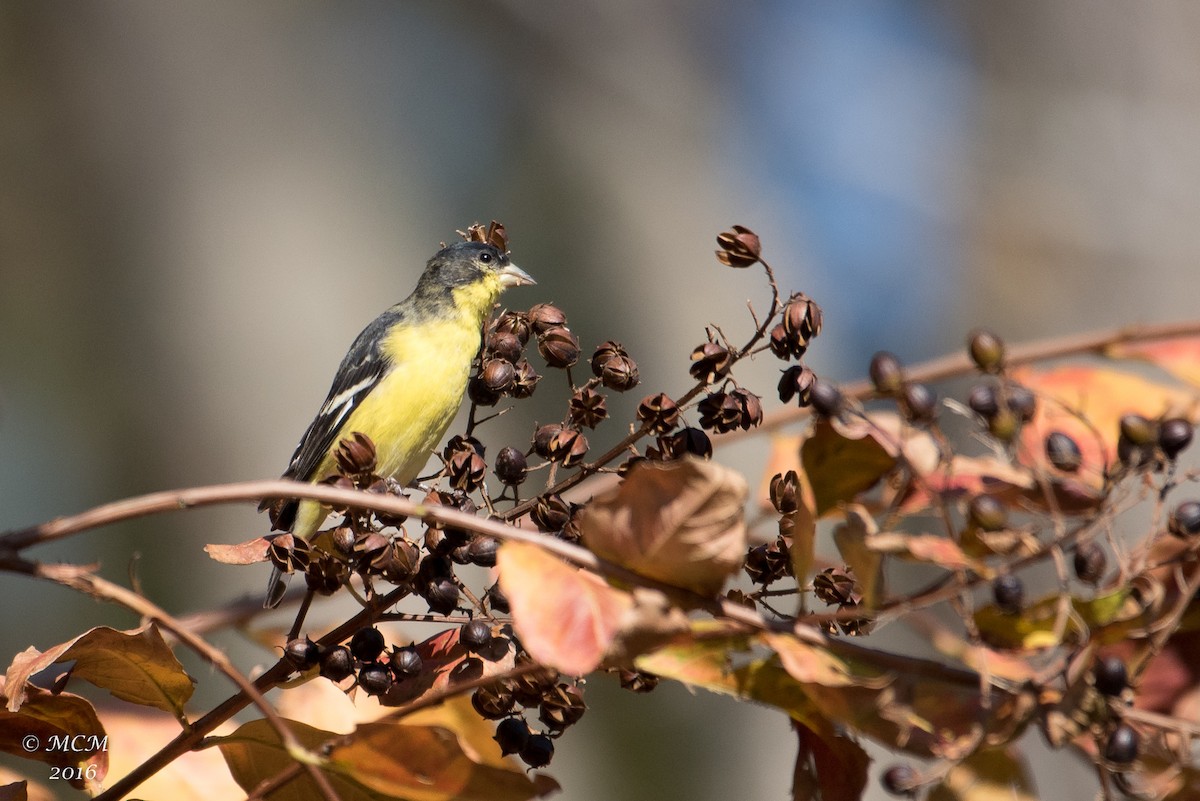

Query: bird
[262,238,535,607]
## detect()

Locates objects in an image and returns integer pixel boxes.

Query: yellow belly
[291,315,480,537]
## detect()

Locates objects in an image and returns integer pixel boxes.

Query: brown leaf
[5,625,194,718]
[800,416,907,516]
[866,531,989,575]
[832,506,884,610]
[204,537,273,565]
[793,719,870,801]
[581,456,748,596]
[0,680,107,790]
[497,541,632,676]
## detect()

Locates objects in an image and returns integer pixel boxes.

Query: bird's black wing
[265,309,400,529]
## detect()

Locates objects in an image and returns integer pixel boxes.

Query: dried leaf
[1108,334,1200,388]
[581,456,748,595]
[5,625,194,718]
[1016,364,1200,484]
[0,681,107,790]
[866,531,989,575]
[497,541,632,676]
[832,506,883,609]
[793,719,870,801]
[204,537,272,565]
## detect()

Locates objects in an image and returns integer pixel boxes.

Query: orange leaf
[1108,334,1200,389]
[1015,364,1199,483]
[497,541,632,676]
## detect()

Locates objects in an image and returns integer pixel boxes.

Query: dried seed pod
[968,329,1005,373]
[537,326,580,368]
[1045,432,1083,472]
[532,423,563,459]
[731,388,763,430]
[778,364,816,406]
[546,427,589,467]
[568,387,608,429]
[656,427,712,460]
[527,303,568,335]
[334,432,378,477]
[869,352,904,395]
[1158,417,1194,459]
[1073,542,1106,584]
[778,292,822,356]
[283,636,320,670]
[618,669,659,693]
[350,627,386,662]
[698,391,742,433]
[389,645,423,678]
[479,358,515,394]
[446,448,487,492]
[531,494,572,533]
[357,662,393,696]
[319,645,355,682]
[494,446,528,486]
[538,683,587,731]
[636,392,680,434]
[967,384,1000,418]
[467,374,501,406]
[485,582,510,614]
[1005,384,1037,422]
[472,683,516,719]
[715,225,761,267]
[494,717,531,756]
[494,310,532,345]
[305,553,349,595]
[486,330,524,363]
[770,471,800,515]
[377,539,420,582]
[689,342,733,382]
[900,382,938,424]
[509,358,542,398]
[420,576,460,615]
[809,379,844,418]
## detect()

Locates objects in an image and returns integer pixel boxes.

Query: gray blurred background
[3,2,1199,799]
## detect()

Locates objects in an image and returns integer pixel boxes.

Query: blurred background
[3,1,1200,798]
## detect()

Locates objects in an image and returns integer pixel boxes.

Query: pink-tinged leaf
[1108,335,1200,389]
[204,537,272,565]
[497,541,632,676]
[1015,365,1199,486]
[866,531,989,575]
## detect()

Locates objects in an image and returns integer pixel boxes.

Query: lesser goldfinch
[263,239,535,606]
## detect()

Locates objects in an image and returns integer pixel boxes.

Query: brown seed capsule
[494,446,528,486]
[479,358,515,393]
[467,374,502,406]
[509,358,541,398]
[869,352,904,396]
[968,329,1005,373]
[636,392,680,434]
[784,292,822,339]
[568,386,608,429]
[690,342,733,382]
[539,683,587,731]
[698,391,743,433]
[770,471,800,515]
[591,341,639,391]
[731,388,763,430]
[618,669,659,693]
[487,330,524,363]
[378,539,420,582]
[531,494,572,533]
[778,364,817,406]
[768,324,795,361]
[657,427,712,459]
[527,303,568,335]
[494,311,532,345]
[813,567,857,606]
[547,426,589,467]
[334,432,378,477]
[269,533,311,573]
[305,553,349,595]
[537,326,580,368]
[715,224,761,268]
[532,423,563,458]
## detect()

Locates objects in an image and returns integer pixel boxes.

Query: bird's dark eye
[479,251,493,264]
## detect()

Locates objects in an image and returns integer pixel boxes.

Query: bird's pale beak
[499,262,536,288]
